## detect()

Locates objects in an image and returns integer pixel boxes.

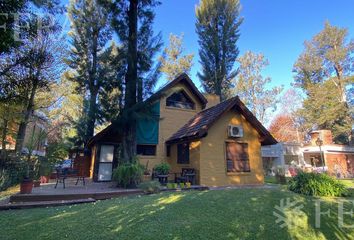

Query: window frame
[166,90,195,110]
[177,143,190,164]
[137,144,157,156]
[225,141,250,173]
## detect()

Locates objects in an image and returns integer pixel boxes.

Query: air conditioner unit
[228,125,243,138]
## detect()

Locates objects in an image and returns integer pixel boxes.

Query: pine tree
[159,33,194,81]
[110,0,162,161]
[66,0,113,145]
[195,0,243,100]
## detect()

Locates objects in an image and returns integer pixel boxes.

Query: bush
[113,161,144,188]
[154,163,170,175]
[138,180,161,194]
[0,157,27,191]
[288,171,347,197]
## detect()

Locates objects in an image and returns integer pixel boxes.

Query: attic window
[166,91,195,110]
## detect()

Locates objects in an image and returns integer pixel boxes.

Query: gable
[166,96,277,146]
[150,73,207,109]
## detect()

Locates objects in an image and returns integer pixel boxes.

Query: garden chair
[54,167,68,189]
[176,168,195,185]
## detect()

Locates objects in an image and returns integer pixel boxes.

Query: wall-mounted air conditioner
[228,125,243,138]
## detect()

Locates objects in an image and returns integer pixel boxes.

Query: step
[0,198,96,210]
[10,189,143,203]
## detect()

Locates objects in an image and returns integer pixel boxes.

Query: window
[166,145,171,157]
[226,142,250,172]
[137,145,156,156]
[177,143,189,164]
[166,91,195,109]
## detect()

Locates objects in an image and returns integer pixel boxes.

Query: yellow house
[87,74,277,186]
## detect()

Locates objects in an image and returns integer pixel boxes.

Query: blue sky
[59,0,354,91]
[153,0,354,90]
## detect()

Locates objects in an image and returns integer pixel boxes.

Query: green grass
[264,176,291,185]
[1,188,354,240]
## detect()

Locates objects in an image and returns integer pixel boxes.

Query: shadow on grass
[1,189,353,239]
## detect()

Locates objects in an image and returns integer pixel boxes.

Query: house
[87,74,277,186]
[262,130,354,178]
[261,142,304,175]
[0,111,48,157]
[302,130,354,177]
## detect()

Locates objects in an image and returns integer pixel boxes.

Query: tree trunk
[1,118,8,159]
[15,78,38,154]
[85,88,98,144]
[122,0,138,162]
[85,28,99,145]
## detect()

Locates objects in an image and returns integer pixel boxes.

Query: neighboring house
[262,130,354,177]
[0,112,48,157]
[261,142,304,175]
[88,74,277,186]
[302,130,354,177]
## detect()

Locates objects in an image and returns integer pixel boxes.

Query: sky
[58,0,354,91]
[152,0,354,90]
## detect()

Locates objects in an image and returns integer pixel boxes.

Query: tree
[195,0,243,100]
[293,22,354,143]
[159,33,194,81]
[293,21,354,103]
[0,18,65,153]
[0,0,63,53]
[66,0,113,145]
[234,51,283,124]
[269,114,301,143]
[297,80,351,144]
[110,0,162,161]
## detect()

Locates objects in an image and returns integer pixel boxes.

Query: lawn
[1,188,354,240]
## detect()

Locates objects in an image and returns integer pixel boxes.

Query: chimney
[204,94,220,108]
[309,130,333,146]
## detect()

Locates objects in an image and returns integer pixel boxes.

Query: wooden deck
[0,178,209,210]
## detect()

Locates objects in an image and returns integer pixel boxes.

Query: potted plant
[20,160,34,194]
[39,158,53,184]
[33,179,41,187]
[186,182,191,188]
[154,163,170,176]
[180,182,185,188]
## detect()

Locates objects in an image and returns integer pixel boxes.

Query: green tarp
[136,101,160,144]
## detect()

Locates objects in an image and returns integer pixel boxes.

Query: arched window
[166,90,195,109]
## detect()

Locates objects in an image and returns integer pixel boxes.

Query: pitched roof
[151,73,208,108]
[166,96,277,146]
[87,73,207,147]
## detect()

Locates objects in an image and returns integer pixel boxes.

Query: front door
[98,145,114,181]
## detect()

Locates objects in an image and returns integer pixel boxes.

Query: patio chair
[176,168,196,185]
[54,167,68,189]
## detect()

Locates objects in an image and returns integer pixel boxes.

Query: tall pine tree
[110,0,162,161]
[195,0,243,100]
[66,0,113,145]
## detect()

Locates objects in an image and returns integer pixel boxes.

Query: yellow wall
[198,110,264,186]
[167,141,201,183]
[138,83,203,171]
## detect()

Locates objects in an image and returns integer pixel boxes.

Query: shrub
[288,171,347,197]
[138,180,161,194]
[0,156,27,191]
[113,161,144,188]
[154,163,170,175]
